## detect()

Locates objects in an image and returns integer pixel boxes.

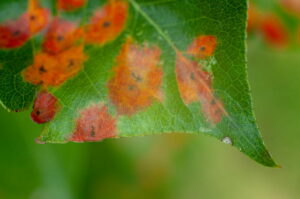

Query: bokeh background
[1,0,300,199]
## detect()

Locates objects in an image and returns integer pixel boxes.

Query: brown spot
[30,15,36,21]
[103,21,111,27]
[57,35,64,41]
[39,65,47,73]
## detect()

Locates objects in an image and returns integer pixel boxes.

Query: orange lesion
[23,45,87,86]
[25,0,50,35]
[84,0,128,45]
[57,0,87,11]
[186,35,217,59]
[108,38,163,115]
[23,16,86,87]
[43,18,83,54]
[176,34,226,125]
[70,103,117,142]
[176,52,225,124]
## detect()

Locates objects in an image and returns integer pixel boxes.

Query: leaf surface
[0,0,277,166]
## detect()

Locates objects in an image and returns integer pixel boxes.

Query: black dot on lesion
[90,126,95,137]
[128,85,136,91]
[12,30,20,37]
[30,15,36,21]
[190,72,195,80]
[56,35,64,41]
[68,59,75,67]
[131,72,142,82]
[210,99,216,105]
[39,65,47,73]
[36,110,41,115]
[199,45,206,52]
[102,21,111,28]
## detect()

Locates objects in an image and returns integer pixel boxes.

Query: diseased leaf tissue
[0,0,276,166]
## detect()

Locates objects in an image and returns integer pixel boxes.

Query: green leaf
[0,0,277,167]
[0,43,36,111]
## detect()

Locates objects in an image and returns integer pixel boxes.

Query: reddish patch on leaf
[259,14,289,48]
[84,0,128,45]
[187,35,217,59]
[31,91,58,124]
[280,0,300,17]
[43,18,83,54]
[176,52,225,125]
[57,0,87,11]
[108,38,163,115]
[24,0,50,35]
[0,15,30,49]
[70,103,117,142]
[23,45,87,86]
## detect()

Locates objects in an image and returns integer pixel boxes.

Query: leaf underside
[0,0,277,167]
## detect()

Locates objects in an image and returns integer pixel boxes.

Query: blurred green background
[0,35,300,198]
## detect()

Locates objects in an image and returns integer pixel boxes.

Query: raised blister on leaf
[70,103,117,142]
[31,90,58,124]
[84,0,128,45]
[24,0,50,35]
[43,18,82,54]
[0,15,30,49]
[187,35,217,59]
[108,38,163,115]
[23,45,87,86]
[57,0,87,11]
[176,52,225,125]
[259,14,289,48]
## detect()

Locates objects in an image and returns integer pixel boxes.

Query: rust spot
[84,0,128,45]
[24,0,50,35]
[42,18,83,54]
[108,38,163,115]
[23,45,87,86]
[176,52,225,125]
[0,15,30,49]
[31,91,58,124]
[70,103,117,142]
[57,0,87,11]
[187,35,217,59]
